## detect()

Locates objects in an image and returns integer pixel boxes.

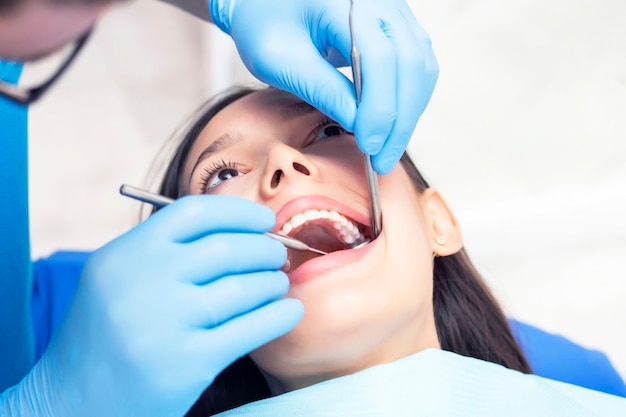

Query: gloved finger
[324,46,350,68]
[396,0,433,42]
[185,270,290,328]
[247,27,357,133]
[178,233,287,284]
[193,298,304,371]
[351,7,398,157]
[146,195,276,242]
[371,10,439,174]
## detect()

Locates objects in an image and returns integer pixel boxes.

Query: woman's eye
[205,167,244,191]
[210,168,242,188]
[312,122,348,143]
[321,125,345,137]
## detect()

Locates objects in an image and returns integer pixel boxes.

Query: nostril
[293,162,310,176]
[271,170,283,188]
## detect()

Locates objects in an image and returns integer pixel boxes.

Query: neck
[262,328,441,394]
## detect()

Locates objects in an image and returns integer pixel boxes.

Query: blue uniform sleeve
[510,318,626,397]
[0,60,34,392]
[31,251,90,359]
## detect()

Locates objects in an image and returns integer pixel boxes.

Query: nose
[269,162,310,188]
[260,145,318,198]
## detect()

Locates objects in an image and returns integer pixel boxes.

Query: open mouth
[279,209,373,272]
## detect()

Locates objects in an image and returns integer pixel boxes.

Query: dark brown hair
[153,86,531,416]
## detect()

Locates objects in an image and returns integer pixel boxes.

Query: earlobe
[422,189,463,257]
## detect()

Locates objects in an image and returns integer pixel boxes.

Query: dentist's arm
[161,0,438,174]
[1,195,303,417]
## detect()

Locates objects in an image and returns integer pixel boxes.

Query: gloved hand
[1,195,303,417]
[209,0,438,174]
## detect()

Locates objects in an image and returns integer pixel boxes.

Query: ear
[421,189,463,257]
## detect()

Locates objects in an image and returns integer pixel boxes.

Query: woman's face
[183,88,448,391]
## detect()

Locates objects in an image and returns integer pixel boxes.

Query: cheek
[380,168,434,288]
[312,145,367,188]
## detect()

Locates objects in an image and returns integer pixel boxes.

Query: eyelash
[198,158,241,194]
[307,117,349,146]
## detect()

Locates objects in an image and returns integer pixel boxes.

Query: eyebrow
[189,133,242,181]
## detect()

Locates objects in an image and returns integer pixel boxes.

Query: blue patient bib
[215,349,626,417]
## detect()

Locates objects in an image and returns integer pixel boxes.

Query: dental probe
[119,184,328,256]
[349,0,383,239]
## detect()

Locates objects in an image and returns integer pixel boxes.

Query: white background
[26,0,626,377]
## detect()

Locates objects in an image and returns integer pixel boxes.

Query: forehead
[214,88,316,123]
[182,89,320,181]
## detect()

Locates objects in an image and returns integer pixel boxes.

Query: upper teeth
[280,209,364,244]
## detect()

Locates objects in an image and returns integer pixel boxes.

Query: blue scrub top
[0,60,34,391]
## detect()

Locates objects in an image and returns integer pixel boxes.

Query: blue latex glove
[209,0,438,174]
[1,195,303,416]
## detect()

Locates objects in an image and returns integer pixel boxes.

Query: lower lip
[287,239,377,285]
